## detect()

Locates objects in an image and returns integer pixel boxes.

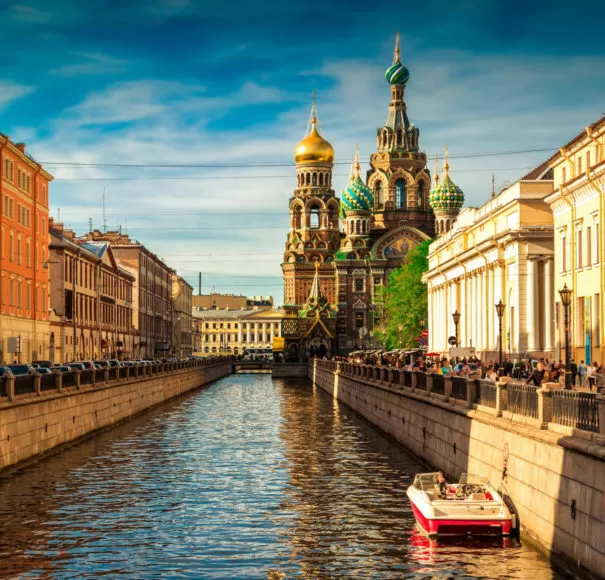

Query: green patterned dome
[342,175,374,213]
[429,174,464,211]
[385,61,409,85]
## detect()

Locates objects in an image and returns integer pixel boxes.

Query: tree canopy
[374,239,431,349]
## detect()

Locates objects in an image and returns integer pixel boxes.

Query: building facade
[281,36,433,359]
[545,115,605,364]
[49,221,136,363]
[425,164,555,360]
[192,308,283,356]
[0,136,52,363]
[80,230,173,359]
[171,274,193,357]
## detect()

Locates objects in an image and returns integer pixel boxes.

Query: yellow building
[192,308,283,356]
[425,163,554,360]
[545,115,605,364]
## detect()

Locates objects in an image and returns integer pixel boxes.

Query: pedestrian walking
[578,360,587,387]
[570,360,578,388]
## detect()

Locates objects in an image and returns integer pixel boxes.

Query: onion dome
[294,97,334,164]
[341,147,374,212]
[429,148,464,211]
[385,32,409,85]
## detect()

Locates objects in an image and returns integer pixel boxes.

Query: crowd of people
[344,351,605,391]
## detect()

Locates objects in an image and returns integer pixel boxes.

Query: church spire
[434,155,440,186]
[443,144,450,175]
[393,30,401,64]
[308,262,324,303]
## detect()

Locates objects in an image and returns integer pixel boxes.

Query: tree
[375,239,430,349]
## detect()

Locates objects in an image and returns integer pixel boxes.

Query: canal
[0,374,562,579]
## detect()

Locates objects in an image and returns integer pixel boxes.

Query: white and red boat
[406,473,513,537]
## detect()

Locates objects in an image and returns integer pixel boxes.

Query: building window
[310,207,320,229]
[355,312,364,328]
[587,150,591,169]
[375,181,384,210]
[26,285,31,309]
[577,230,583,268]
[354,278,364,292]
[576,297,585,342]
[395,179,406,209]
[587,226,592,266]
[595,294,601,347]
[596,223,600,264]
[9,232,14,262]
[9,279,14,306]
[17,238,21,265]
[577,156,582,175]
[561,235,567,271]
[562,167,566,183]
[17,281,21,307]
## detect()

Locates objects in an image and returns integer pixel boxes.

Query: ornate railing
[416,372,427,391]
[475,380,497,408]
[451,377,467,401]
[507,382,538,418]
[431,373,445,396]
[551,390,599,433]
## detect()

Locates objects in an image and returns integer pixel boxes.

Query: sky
[1,0,605,305]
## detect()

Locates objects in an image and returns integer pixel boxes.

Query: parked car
[7,364,37,376]
[76,361,97,371]
[94,360,110,368]
[36,368,53,375]
[32,360,53,369]
[108,360,122,368]
[0,367,14,377]
[53,366,73,373]
[66,363,87,371]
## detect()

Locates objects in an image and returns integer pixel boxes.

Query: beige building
[192,308,283,356]
[80,230,173,358]
[49,221,136,363]
[425,167,554,360]
[192,293,274,310]
[171,274,193,357]
[545,115,605,364]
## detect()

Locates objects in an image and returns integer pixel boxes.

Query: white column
[439,285,445,351]
[460,276,466,347]
[527,258,537,351]
[544,258,554,352]
[472,274,478,349]
[428,284,434,351]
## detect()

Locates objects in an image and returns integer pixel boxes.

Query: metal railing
[61,371,76,388]
[451,377,467,401]
[475,380,497,408]
[416,372,426,390]
[551,390,599,433]
[507,382,538,418]
[14,375,36,396]
[431,373,445,395]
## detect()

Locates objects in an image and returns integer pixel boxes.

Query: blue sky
[2,0,605,304]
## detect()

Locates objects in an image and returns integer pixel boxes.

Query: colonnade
[428,257,554,357]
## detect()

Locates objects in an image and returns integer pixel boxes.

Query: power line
[39,147,554,169]
[52,166,534,181]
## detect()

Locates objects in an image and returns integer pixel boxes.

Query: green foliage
[335,249,348,261]
[374,239,431,349]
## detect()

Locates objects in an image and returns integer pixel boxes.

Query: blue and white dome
[342,175,374,213]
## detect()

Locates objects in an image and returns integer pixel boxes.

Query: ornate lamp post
[495,300,506,375]
[559,284,573,390]
[452,310,460,347]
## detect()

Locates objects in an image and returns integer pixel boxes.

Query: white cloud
[49,53,130,77]
[0,81,35,110]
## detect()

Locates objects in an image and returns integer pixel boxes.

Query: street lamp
[495,300,506,375]
[452,310,460,346]
[559,284,573,390]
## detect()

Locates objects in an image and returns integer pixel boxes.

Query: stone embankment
[310,360,605,579]
[0,358,231,474]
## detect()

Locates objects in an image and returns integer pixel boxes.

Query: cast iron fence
[507,382,538,418]
[551,390,599,433]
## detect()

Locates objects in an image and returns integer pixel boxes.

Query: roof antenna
[102,187,107,233]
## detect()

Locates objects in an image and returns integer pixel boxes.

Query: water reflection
[0,375,561,578]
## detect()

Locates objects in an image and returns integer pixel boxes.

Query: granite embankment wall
[309,360,605,579]
[0,358,231,474]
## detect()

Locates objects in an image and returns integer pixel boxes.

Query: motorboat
[406,472,513,537]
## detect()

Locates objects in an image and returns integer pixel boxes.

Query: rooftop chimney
[15,143,26,153]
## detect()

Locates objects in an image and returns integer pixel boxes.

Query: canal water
[0,374,562,579]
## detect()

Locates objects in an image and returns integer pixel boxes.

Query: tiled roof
[192,308,283,321]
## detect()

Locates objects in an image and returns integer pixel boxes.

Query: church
[281,35,465,359]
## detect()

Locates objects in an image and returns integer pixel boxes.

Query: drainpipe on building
[585,166,605,361]
[0,139,7,363]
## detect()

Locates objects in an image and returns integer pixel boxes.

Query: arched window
[310,207,320,228]
[382,130,388,149]
[355,220,361,234]
[362,220,367,234]
[417,182,425,208]
[397,129,403,147]
[395,179,406,209]
[294,206,302,229]
[319,173,323,186]
[312,173,317,186]
[305,172,310,186]
[375,181,384,210]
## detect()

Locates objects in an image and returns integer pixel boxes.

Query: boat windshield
[458,474,490,487]
[412,473,443,491]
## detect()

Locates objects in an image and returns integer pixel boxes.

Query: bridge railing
[313,360,605,436]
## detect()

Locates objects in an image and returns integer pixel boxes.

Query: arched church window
[362,220,367,234]
[294,206,302,229]
[312,173,317,186]
[355,221,361,234]
[296,255,306,263]
[382,130,388,149]
[375,181,384,210]
[305,172,310,186]
[319,173,324,186]
[395,179,406,209]
[310,207,320,229]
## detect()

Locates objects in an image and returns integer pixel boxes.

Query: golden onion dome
[294,118,334,164]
